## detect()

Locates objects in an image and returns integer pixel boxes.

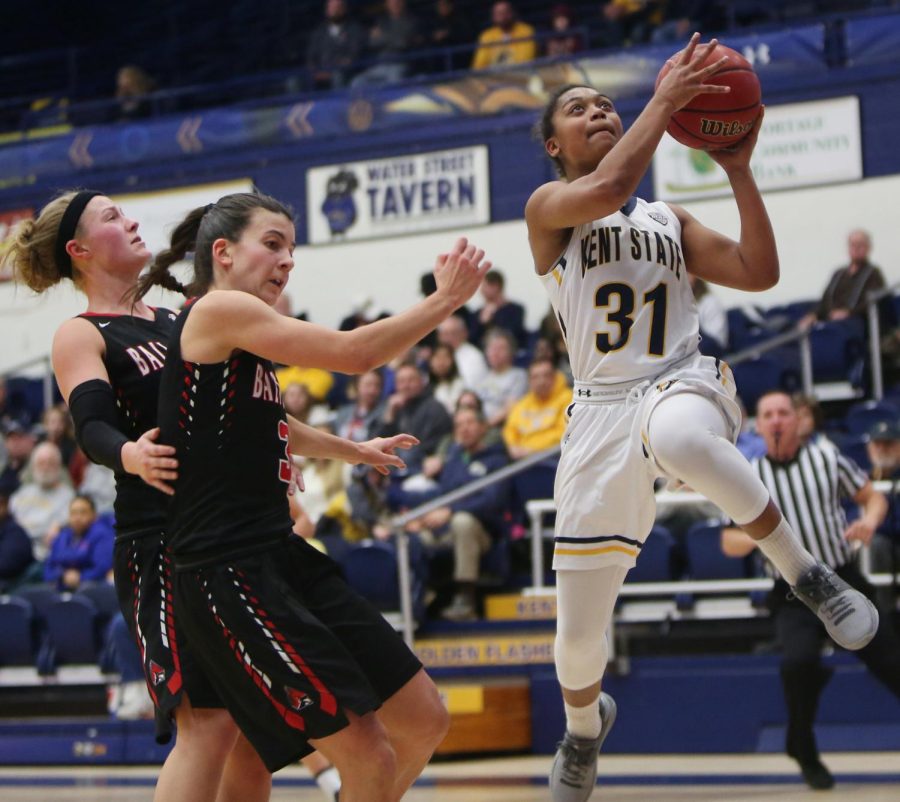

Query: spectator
[502,358,570,459]
[281,381,331,428]
[334,370,387,442]
[427,344,465,415]
[39,404,86,486]
[427,0,473,71]
[0,476,34,591]
[9,441,75,561]
[352,0,423,87]
[799,229,886,330]
[595,0,661,48]
[114,65,156,121]
[471,1,537,70]
[77,463,117,517]
[376,361,453,477]
[107,613,155,721]
[0,419,37,496]
[866,420,900,613]
[339,294,375,331]
[689,273,729,352]
[475,329,528,428]
[545,4,584,58]
[405,407,510,621]
[721,391,898,790]
[306,0,368,90]
[791,393,830,448]
[417,271,473,358]
[438,314,488,389]
[735,394,766,461]
[43,494,114,591]
[470,268,527,349]
[651,0,710,45]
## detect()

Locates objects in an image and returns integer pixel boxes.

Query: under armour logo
[576,389,592,398]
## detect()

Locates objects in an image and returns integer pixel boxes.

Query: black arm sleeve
[68,379,129,474]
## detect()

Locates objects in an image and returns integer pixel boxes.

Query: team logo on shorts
[285,686,315,712]
[149,660,166,686]
[648,211,669,225]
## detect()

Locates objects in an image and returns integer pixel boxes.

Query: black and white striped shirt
[749,439,869,573]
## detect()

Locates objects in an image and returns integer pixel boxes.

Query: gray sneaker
[549,692,617,802]
[791,563,878,650]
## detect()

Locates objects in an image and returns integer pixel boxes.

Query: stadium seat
[44,595,102,667]
[340,540,404,614]
[510,460,558,531]
[808,319,866,384]
[731,355,791,413]
[626,525,675,584]
[843,399,900,437]
[0,596,37,666]
[75,582,121,673]
[684,520,748,580]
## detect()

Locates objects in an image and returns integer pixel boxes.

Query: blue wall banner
[306,145,490,244]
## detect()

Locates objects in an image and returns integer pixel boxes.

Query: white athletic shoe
[549,692,617,802]
[790,563,879,650]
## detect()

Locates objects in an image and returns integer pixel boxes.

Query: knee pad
[554,566,626,690]
[647,392,768,525]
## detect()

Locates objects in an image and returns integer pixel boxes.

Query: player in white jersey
[525,34,880,802]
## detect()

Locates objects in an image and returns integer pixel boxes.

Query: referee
[722,390,900,790]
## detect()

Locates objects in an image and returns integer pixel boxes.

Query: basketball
[655,43,761,150]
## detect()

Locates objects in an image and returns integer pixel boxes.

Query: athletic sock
[314,766,341,800]
[754,516,816,585]
[564,690,602,739]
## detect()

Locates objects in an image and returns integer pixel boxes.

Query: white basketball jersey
[540,197,700,384]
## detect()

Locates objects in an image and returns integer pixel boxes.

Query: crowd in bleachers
[1,0,891,130]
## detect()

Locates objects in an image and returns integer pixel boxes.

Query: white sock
[315,766,341,800]
[564,690,602,739]
[754,517,816,585]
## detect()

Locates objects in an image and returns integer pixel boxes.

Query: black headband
[54,190,103,278]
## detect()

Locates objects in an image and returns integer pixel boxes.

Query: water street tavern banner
[306,146,490,244]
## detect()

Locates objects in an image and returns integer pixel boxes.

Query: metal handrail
[388,445,560,646]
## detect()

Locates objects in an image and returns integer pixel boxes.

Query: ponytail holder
[54,190,103,279]
[203,203,215,216]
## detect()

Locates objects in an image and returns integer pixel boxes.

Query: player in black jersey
[140,191,490,800]
[7,191,413,802]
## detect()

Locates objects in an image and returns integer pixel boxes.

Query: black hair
[72,493,97,512]
[534,83,609,178]
[136,191,293,300]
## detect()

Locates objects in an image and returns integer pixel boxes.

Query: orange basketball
[655,43,761,150]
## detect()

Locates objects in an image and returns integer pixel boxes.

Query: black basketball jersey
[78,307,176,534]
[158,298,293,557]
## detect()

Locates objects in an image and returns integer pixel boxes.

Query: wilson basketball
[655,44,761,150]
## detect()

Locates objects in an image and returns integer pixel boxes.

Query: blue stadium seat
[44,595,102,667]
[808,319,866,384]
[843,399,900,437]
[626,525,675,584]
[0,596,37,666]
[684,520,748,580]
[75,582,121,673]
[731,355,790,413]
[340,541,404,614]
[510,460,558,529]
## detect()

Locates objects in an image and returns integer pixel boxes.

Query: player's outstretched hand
[433,237,492,311]
[121,427,178,495]
[357,433,421,475]
[656,33,731,113]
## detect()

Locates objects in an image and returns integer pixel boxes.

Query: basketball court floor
[1,753,898,801]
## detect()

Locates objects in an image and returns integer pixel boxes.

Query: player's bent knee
[555,631,607,691]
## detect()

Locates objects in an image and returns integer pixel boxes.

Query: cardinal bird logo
[285,686,315,711]
[149,660,166,686]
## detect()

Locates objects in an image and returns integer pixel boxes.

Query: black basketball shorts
[172,534,423,772]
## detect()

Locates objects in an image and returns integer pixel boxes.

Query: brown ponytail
[3,191,80,292]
